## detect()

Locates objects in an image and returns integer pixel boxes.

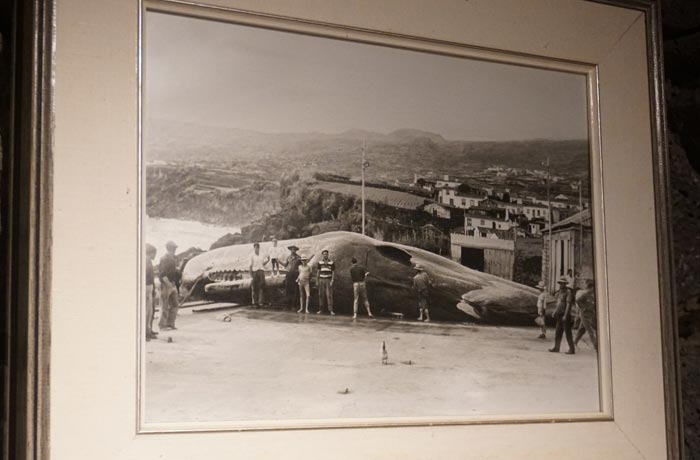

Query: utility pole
[546,156,553,290]
[361,139,368,235]
[578,179,583,278]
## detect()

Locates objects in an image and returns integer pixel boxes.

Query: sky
[145,12,589,142]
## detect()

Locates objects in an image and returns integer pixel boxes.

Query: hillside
[145,119,590,181]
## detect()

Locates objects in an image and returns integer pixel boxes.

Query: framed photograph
[6,0,681,459]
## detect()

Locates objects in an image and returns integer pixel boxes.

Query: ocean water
[144,216,240,256]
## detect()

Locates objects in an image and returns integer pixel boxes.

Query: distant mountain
[145,119,590,179]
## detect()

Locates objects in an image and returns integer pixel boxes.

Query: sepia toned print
[143,11,600,424]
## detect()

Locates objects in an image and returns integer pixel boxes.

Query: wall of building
[541,228,593,292]
[484,248,514,280]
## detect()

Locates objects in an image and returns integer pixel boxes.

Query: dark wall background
[663,0,700,457]
[662,0,700,460]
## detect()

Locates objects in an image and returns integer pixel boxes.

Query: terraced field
[312,181,428,210]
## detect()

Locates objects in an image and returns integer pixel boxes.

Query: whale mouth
[456,299,483,320]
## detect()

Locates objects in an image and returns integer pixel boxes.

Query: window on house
[480,219,485,225]
[450,199,454,206]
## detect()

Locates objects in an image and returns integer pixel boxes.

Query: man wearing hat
[549,276,575,354]
[412,264,432,322]
[249,242,270,307]
[316,249,335,315]
[145,243,158,340]
[574,279,598,352]
[158,240,181,331]
[535,281,548,339]
[280,245,302,310]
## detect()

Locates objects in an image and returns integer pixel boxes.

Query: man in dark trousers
[350,257,373,319]
[574,279,598,352]
[549,276,575,354]
[280,245,302,310]
[413,264,432,322]
[145,244,158,340]
[158,240,181,331]
[316,249,335,315]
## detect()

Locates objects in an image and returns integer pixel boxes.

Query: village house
[478,197,555,222]
[412,175,437,193]
[438,188,487,209]
[509,195,525,205]
[423,202,451,219]
[464,212,515,233]
[434,174,462,190]
[541,208,593,292]
[528,218,547,236]
[450,226,515,280]
[521,202,549,219]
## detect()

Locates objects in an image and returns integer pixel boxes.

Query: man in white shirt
[250,242,270,307]
[565,269,575,290]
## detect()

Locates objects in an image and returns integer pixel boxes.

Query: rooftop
[547,208,592,231]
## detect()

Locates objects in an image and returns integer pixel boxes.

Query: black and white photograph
[142,11,601,425]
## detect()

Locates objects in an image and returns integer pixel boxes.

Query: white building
[521,203,549,219]
[438,188,486,209]
[450,231,515,280]
[528,219,547,235]
[423,202,451,219]
[434,174,462,189]
[464,213,515,232]
[481,199,553,221]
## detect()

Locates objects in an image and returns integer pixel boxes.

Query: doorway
[460,247,485,271]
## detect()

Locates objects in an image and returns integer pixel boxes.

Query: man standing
[316,249,335,315]
[565,269,575,290]
[249,242,269,307]
[297,256,312,313]
[280,245,302,310]
[574,279,598,351]
[269,237,285,276]
[536,281,548,339]
[350,257,373,319]
[549,276,575,354]
[412,264,431,322]
[145,244,158,340]
[158,240,181,331]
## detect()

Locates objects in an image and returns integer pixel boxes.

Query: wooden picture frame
[2,0,682,459]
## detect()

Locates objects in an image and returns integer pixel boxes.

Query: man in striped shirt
[316,249,335,315]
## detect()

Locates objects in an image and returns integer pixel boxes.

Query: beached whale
[181,231,540,323]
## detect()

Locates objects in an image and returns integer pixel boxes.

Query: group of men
[248,239,376,319]
[142,237,436,342]
[249,238,434,321]
[536,270,598,355]
[144,238,596,349]
[144,240,182,341]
